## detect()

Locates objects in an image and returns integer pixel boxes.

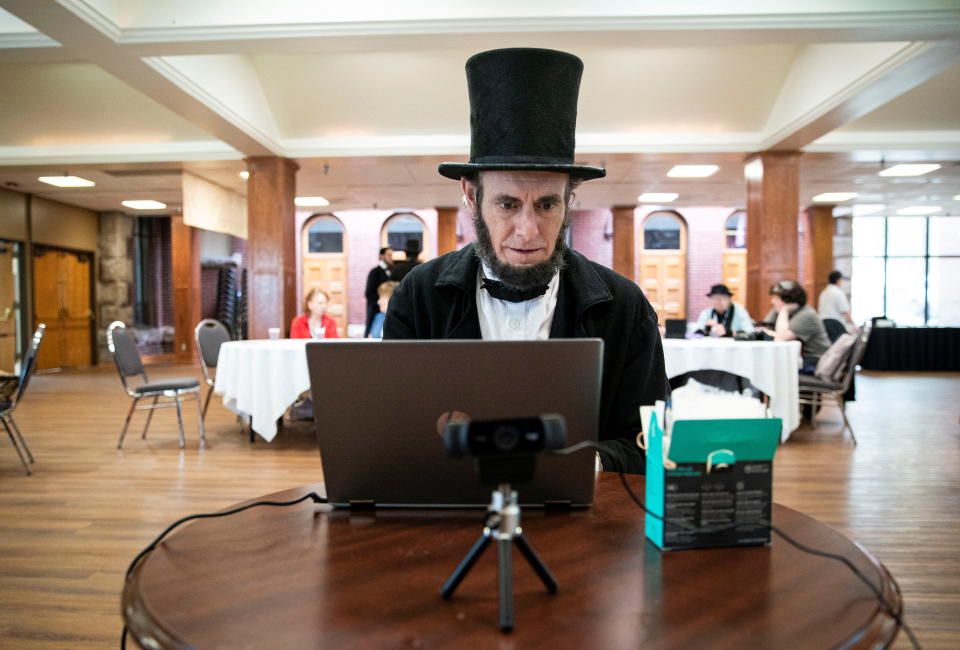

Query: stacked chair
[107,321,205,449]
[1,324,45,475]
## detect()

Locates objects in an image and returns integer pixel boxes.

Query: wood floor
[0,365,957,649]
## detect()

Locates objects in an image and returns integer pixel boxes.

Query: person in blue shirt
[369,281,399,339]
[694,284,755,337]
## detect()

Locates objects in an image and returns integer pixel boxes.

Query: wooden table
[122,474,901,649]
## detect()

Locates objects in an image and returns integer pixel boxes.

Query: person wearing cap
[384,48,668,474]
[757,280,831,373]
[694,284,754,337]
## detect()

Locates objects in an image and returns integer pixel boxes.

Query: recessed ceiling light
[122,200,167,210]
[38,176,95,188]
[295,196,330,207]
[239,171,249,180]
[667,165,718,178]
[897,206,941,215]
[953,195,960,201]
[637,193,678,203]
[878,164,941,177]
[812,192,858,202]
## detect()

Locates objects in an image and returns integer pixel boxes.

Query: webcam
[444,414,566,459]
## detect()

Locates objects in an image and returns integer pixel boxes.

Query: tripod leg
[497,538,514,632]
[441,534,492,600]
[514,533,558,594]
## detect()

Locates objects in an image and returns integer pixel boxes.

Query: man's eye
[539,201,558,211]
[496,201,516,210]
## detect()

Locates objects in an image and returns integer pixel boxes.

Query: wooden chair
[1,324,45,475]
[106,321,205,449]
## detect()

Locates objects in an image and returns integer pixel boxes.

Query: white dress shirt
[475,263,560,341]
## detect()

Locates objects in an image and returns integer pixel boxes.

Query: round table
[122,474,901,648]
[662,338,802,440]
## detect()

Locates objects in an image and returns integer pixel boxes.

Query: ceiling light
[122,200,167,210]
[38,175,95,188]
[239,171,249,180]
[852,204,886,216]
[637,193,678,203]
[878,164,941,177]
[896,206,941,215]
[667,165,718,178]
[953,195,960,201]
[812,192,857,202]
[295,196,330,207]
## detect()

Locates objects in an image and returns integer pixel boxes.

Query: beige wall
[31,196,98,252]
[0,187,27,241]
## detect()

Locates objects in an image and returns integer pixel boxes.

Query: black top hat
[706,284,733,297]
[438,48,605,182]
[403,239,421,255]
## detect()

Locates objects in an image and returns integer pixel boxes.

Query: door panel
[723,250,748,306]
[302,255,347,336]
[0,243,17,372]
[33,248,93,370]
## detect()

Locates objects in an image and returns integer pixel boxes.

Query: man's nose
[513,204,539,241]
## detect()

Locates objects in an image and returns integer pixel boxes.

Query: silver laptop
[305,339,602,508]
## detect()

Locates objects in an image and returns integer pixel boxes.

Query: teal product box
[645,414,781,551]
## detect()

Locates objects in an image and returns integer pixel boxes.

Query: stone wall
[97,212,134,362]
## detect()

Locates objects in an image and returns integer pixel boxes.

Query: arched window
[382,212,426,260]
[643,213,682,250]
[305,215,344,254]
[724,210,747,249]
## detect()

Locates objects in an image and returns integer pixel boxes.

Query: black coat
[364,264,392,334]
[384,244,668,473]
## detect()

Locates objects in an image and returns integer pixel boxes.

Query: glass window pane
[885,258,926,326]
[851,257,885,324]
[724,211,746,249]
[644,213,681,250]
[386,214,424,254]
[307,218,344,253]
[886,217,926,256]
[852,217,885,256]
[927,257,960,326]
[928,217,960,256]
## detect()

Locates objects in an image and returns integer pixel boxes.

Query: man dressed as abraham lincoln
[384,48,668,473]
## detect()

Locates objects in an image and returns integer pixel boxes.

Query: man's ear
[460,177,478,212]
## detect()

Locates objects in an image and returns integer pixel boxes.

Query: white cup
[268,327,280,340]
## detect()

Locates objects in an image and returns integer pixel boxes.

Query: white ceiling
[0,1,958,216]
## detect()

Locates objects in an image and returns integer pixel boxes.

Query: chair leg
[202,386,213,422]
[837,394,857,446]
[194,392,206,443]
[118,397,139,449]
[3,416,31,475]
[142,395,159,439]
[7,414,34,463]
[174,397,186,449]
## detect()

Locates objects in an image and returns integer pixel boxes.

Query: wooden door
[33,248,93,370]
[638,212,687,324]
[723,250,748,305]
[301,215,347,337]
[0,242,18,372]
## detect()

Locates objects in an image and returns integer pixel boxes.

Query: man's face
[381,248,393,263]
[770,294,785,311]
[462,171,568,268]
[710,295,731,312]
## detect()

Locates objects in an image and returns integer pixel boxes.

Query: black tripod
[440,483,558,632]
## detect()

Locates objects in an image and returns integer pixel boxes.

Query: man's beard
[472,207,569,291]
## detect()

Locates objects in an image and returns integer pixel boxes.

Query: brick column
[611,205,636,281]
[171,215,201,363]
[436,207,458,256]
[802,204,835,304]
[246,157,298,340]
[744,152,801,319]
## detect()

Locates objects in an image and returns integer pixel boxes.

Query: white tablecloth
[661,338,802,441]
[214,339,311,442]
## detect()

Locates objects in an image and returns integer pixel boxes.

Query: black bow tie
[481,278,549,303]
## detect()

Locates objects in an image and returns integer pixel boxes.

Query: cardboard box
[645,414,781,551]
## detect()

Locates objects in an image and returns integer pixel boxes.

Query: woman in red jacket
[290,288,339,339]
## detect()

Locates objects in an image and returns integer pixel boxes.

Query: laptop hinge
[544,500,572,510]
[349,500,376,510]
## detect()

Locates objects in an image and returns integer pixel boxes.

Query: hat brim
[706,291,733,297]
[438,162,606,181]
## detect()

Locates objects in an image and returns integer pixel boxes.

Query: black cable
[553,441,919,649]
[121,492,327,648]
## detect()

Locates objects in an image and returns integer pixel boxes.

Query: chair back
[106,321,146,392]
[836,323,872,394]
[822,318,847,343]
[195,319,230,384]
[10,324,45,407]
